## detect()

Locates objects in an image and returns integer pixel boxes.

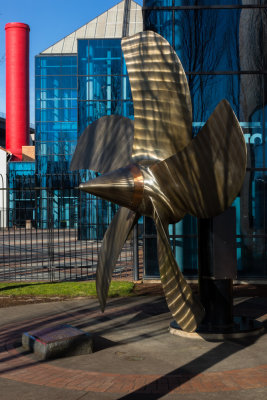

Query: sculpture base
[169,316,264,341]
[22,324,93,360]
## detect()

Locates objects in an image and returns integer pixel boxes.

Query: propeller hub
[79,164,144,211]
[130,164,144,209]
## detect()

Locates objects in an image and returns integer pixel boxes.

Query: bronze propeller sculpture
[71,31,247,332]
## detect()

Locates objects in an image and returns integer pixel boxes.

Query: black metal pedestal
[198,278,234,332]
[170,209,264,340]
[185,208,264,339]
[198,209,236,332]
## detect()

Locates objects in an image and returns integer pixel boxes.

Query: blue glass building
[78,39,134,133]
[35,55,78,175]
[30,0,267,278]
[143,0,267,278]
[34,1,142,234]
[35,55,78,229]
[8,162,35,227]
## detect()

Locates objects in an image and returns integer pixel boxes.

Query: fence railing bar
[0,172,136,282]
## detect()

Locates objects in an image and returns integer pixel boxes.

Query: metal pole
[198,208,236,331]
[133,224,139,281]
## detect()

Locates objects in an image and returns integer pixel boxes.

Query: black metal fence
[0,173,141,282]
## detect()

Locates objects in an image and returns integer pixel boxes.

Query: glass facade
[77,39,134,239]
[9,162,35,227]
[35,55,78,228]
[35,55,78,174]
[34,40,134,237]
[77,39,133,135]
[143,0,267,278]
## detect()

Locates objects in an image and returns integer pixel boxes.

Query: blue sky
[0,0,143,123]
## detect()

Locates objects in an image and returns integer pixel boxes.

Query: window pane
[191,74,264,167]
[61,56,77,75]
[78,101,122,133]
[40,76,60,89]
[78,40,89,75]
[39,56,61,75]
[60,76,77,88]
[35,57,41,75]
[144,10,173,47]
[144,1,173,6]
[88,39,122,75]
[122,101,134,119]
[176,9,265,72]
[173,1,256,5]
[121,75,132,100]
[35,89,41,108]
[35,109,41,122]
[92,75,121,100]
[78,76,90,100]
[237,237,266,278]
[60,108,77,122]
[35,76,41,88]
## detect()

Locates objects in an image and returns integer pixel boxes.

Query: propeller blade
[70,115,134,173]
[151,100,247,219]
[122,31,192,164]
[96,207,139,311]
[152,199,205,332]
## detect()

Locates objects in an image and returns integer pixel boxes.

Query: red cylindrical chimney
[5,22,30,161]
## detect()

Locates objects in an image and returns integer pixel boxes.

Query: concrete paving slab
[0,295,266,400]
[0,378,88,400]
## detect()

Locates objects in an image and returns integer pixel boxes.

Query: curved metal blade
[152,199,205,332]
[96,207,138,312]
[70,115,134,173]
[122,31,192,164]
[151,100,247,219]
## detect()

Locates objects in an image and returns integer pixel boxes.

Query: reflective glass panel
[61,56,77,75]
[191,74,264,167]
[78,101,122,134]
[237,237,267,277]
[89,75,121,100]
[144,1,260,7]
[78,76,90,100]
[264,76,267,166]
[174,0,245,5]
[88,59,122,76]
[236,170,266,236]
[121,76,132,100]
[144,10,173,46]
[180,9,265,72]
[144,0,173,6]
[122,101,134,119]
[78,40,89,75]
[146,8,265,72]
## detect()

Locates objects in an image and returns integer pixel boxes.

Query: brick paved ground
[0,295,266,399]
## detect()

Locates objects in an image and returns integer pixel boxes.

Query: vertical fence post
[48,188,54,282]
[133,223,139,281]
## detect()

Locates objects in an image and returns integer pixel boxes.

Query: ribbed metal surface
[153,202,204,332]
[151,100,247,221]
[122,31,192,163]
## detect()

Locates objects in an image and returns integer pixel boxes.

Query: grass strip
[0,281,134,298]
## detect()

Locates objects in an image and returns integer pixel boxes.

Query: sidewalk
[0,292,266,399]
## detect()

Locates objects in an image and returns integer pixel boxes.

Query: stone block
[22,324,93,360]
